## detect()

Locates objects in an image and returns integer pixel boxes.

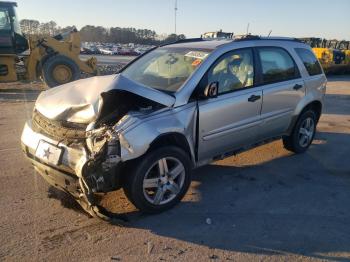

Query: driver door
[197,48,263,161]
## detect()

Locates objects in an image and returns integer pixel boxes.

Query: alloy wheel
[298,117,315,147]
[142,157,185,205]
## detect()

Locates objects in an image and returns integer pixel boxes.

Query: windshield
[121,47,211,92]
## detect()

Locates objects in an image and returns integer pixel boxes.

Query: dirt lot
[0,76,350,261]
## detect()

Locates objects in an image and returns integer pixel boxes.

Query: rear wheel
[123,146,192,213]
[283,110,317,153]
[42,55,80,87]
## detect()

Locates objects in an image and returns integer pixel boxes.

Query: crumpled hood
[35,74,175,124]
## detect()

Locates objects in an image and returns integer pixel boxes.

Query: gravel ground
[0,76,349,261]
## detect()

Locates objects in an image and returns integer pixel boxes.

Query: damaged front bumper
[21,120,128,222]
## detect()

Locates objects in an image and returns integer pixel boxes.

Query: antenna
[174,0,178,34]
[246,23,250,35]
[268,30,272,37]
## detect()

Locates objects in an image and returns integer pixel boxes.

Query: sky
[15,0,350,40]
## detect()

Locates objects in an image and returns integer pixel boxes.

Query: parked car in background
[22,36,326,219]
[80,46,100,55]
[118,48,139,56]
[98,47,114,55]
[81,42,154,56]
[111,47,120,55]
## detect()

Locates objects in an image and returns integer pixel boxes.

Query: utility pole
[174,0,178,34]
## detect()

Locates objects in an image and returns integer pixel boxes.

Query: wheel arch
[298,100,322,122]
[287,100,323,134]
[148,132,195,166]
[306,100,322,121]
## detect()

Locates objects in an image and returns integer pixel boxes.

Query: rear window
[295,48,323,76]
[258,47,299,84]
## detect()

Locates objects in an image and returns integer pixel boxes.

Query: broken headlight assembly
[84,128,122,193]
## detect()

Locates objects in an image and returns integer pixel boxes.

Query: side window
[258,47,299,84]
[295,48,323,76]
[0,8,11,30]
[208,49,254,94]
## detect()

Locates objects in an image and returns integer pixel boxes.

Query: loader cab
[0,1,28,54]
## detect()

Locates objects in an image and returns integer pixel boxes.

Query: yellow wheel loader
[0,1,97,87]
[312,48,333,64]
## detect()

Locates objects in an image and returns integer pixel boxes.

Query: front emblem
[43,148,52,159]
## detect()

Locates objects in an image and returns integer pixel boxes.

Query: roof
[165,39,232,50]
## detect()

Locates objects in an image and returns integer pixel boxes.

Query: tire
[42,55,80,88]
[283,110,317,153]
[123,146,192,213]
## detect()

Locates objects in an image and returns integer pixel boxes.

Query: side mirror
[203,82,218,98]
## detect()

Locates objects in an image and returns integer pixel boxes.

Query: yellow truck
[312,48,333,64]
[0,1,97,87]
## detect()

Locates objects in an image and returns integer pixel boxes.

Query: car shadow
[47,186,91,217]
[47,131,350,261]
[323,94,350,115]
[128,131,350,261]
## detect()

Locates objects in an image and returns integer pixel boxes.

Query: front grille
[32,110,87,141]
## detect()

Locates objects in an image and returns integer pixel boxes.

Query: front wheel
[283,110,317,153]
[123,146,192,213]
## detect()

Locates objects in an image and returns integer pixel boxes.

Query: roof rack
[233,34,302,43]
[161,35,303,48]
[173,38,204,44]
[160,38,204,47]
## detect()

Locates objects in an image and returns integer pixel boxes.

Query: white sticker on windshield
[184,51,209,59]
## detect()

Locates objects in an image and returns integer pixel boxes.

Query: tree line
[20,19,186,45]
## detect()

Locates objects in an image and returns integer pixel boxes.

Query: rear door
[255,47,305,140]
[197,48,263,161]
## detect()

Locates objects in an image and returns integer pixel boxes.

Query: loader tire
[42,55,80,87]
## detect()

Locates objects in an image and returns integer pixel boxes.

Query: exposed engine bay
[82,89,164,194]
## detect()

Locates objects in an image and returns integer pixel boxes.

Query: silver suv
[21,36,327,219]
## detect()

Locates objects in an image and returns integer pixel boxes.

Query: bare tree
[20,19,186,45]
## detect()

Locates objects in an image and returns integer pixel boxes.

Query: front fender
[117,104,197,164]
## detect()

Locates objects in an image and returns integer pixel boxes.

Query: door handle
[293,84,303,90]
[248,94,261,102]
